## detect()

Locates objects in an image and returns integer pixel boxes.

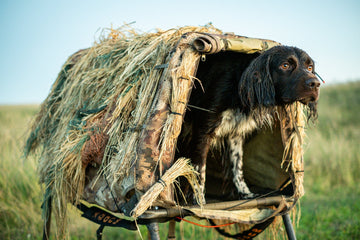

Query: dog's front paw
[239,192,258,199]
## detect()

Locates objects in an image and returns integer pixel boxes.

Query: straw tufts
[131,158,201,218]
[25,24,222,238]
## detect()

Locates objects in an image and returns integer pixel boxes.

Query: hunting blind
[26,25,308,240]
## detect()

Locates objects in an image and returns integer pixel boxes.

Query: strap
[209,217,274,240]
[76,202,138,230]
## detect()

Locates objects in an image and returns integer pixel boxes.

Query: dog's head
[239,45,321,118]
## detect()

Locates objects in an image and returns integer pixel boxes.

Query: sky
[0,0,359,104]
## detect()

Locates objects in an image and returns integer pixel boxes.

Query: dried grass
[25,24,222,238]
[131,158,201,218]
[281,102,306,199]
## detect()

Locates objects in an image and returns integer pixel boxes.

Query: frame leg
[282,213,297,240]
[147,222,160,240]
[167,220,176,240]
[96,225,105,240]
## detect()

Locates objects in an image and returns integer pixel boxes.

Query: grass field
[0,81,359,239]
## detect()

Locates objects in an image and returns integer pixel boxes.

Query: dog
[177,46,320,199]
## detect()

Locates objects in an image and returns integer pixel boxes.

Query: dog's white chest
[213,109,258,139]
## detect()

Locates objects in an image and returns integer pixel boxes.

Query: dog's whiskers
[315,72,325,83]
[187,104,216,113]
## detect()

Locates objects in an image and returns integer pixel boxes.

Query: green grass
[1,81,360,239]
[304,82,360,190]
[298,186,360,239]
[297,81,360,239]
[0,105,42,239]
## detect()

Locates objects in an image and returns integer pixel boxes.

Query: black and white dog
[177,46,320,199]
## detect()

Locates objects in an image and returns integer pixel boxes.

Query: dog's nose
[305,78,321,89]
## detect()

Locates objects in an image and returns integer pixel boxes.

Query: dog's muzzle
[300,78,320,104]
[305,78,321,90]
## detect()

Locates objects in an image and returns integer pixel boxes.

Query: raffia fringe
[131,158,201,218]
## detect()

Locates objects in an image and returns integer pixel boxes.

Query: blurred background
[0,0,359,239]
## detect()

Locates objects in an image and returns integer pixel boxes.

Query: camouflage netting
[25,25,306,238]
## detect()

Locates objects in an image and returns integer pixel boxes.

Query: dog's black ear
[238,53,276,109]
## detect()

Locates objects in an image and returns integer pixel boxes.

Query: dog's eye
[280,62,290,70]
[307,65,313,72]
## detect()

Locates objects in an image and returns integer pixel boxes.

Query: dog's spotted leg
[191,136,211,204]
[229,136,255,199]
[193,163,206,204]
